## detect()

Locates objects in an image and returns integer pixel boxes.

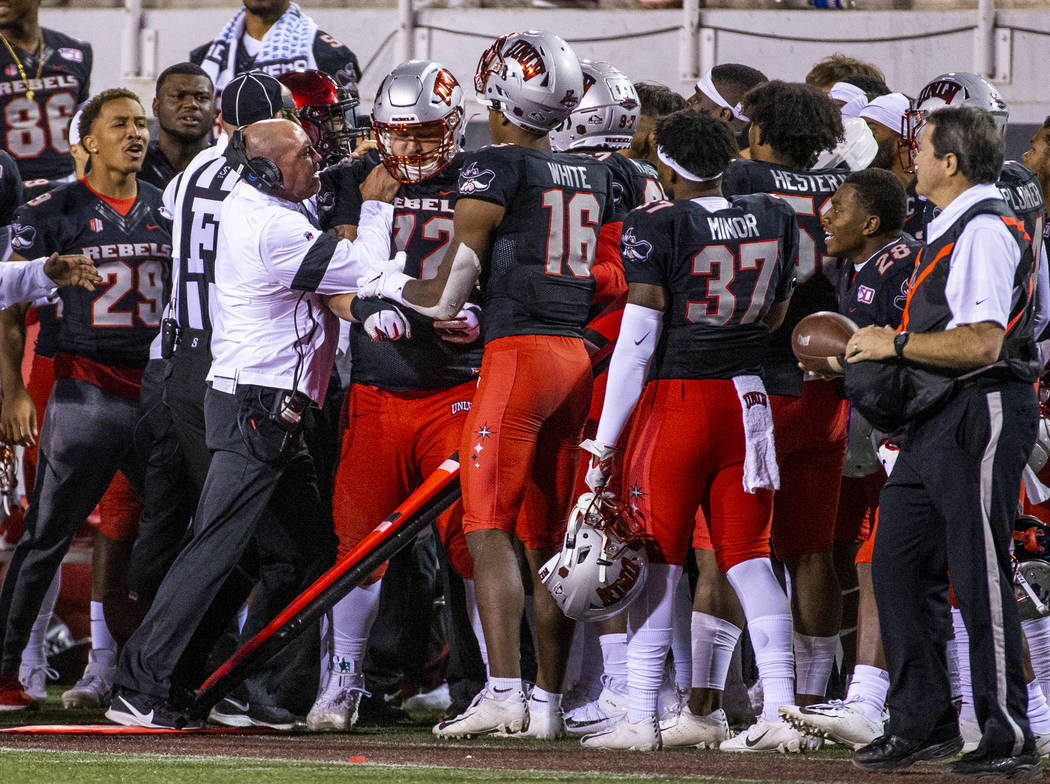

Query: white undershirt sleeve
[0,258,54,309]
[945,215,1019,330]
[594,303,663,448]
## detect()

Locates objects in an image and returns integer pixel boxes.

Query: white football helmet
[549,60,639,152]
[372,60,465,183]
[475,30,584,134]
[539,492,648,622]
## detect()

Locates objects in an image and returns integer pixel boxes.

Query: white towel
[201,2,318,92]
[733,375,779,493]
[1024,464,1050,505]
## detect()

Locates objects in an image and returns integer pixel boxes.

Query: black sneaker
[853,733,964,771]
[943,748,1041,778]
[106,690,200,730]
[247,702,297,731]
[208,695,253,728]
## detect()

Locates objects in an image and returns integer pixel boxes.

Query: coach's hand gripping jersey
[320,151,483,392]
[622,193,798,379]
[458,144,614,343]
[10,180,171,367]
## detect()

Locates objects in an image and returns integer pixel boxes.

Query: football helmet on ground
[539,492,648,622]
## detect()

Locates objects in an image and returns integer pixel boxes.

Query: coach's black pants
[115,383,309,699]
[874,378,1037,757]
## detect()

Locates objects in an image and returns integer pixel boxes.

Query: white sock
[625,563,681,724]
[794,633,838,698]
[599,632,627,690]
[89,600,117,669]
[488,675,522,698]
[530,685,561,712]
[690,612,742,690]
[463,578,489,677]
[951,608,977,723]
[22,571,60,670]
[1023,616,1050,702]
[726,558,794,722]
[670,573,693,689]
[1028,679,1050,734]
[845,664,890,722]
[330,581,383,682]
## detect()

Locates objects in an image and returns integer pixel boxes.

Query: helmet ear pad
[226,128,284,193]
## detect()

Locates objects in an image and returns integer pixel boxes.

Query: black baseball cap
[220,72,286,126]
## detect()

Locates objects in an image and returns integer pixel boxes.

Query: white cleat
[19,664,58,704]
[581,716,662,751]
[565,683,627,736]
[402,682,452,722]
[780,698,887,750]
[61,656,114,709]
[1034,731,1050,758]
[960,716,982,753]
[720,717,822,753]
[514,693,565,739]
[660,706,729,749]
[306,673,367,732]
[432,688,527,739]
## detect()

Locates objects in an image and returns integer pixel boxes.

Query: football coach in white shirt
[846,106,1040,776]
[109,117,399,729]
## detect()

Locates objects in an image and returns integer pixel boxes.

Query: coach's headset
[226,127,283,194]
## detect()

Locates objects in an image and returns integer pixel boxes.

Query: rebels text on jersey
[320,153,482,392]
[623,194,798,379]
[459,144,614,342]
[10,181,171,367]
[723,158,848,395]
[587,151,663,220]
[0,29,91,185]
[838,235,920,330]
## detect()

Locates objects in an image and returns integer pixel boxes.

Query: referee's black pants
[115,383,307,700]
[873,378,1037,757]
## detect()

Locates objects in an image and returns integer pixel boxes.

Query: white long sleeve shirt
[208,180,393,405]
[0,258,56,310]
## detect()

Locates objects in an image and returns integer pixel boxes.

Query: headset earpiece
[226,128,284,194]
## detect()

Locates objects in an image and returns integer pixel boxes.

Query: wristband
[894,330,910,360]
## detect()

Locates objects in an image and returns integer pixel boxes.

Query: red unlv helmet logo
[503,39,547,81]
[432,69,458,106]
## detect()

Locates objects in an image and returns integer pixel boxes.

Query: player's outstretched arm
[43,252,102,290]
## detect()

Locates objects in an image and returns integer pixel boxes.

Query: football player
[805,55,885,94]
[860,92,925,238]
[0,0,91,198]
[279,68,358,169]
[779,169,917,749]
[709,80,848,749]
[687,64,767,150]
[0,89,170,711]
[138,62,215,190]
[354,29,615,739]
[549,60,667,734]
[1022,116,1050,344]
[626,83,685,167]
[578,107,797,751]
[308,59,481,732]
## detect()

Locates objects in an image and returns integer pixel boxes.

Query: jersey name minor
[708,214,760,241]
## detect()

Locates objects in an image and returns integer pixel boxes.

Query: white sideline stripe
[980,390,1025,755]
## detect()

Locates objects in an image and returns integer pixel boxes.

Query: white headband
[859,92,911,134]
[68,109,84,147]
[829,82,867,105]
[657,146,722,183]
[695,71,749,123]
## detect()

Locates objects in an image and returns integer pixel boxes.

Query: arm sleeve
[0,259,53,308]
[591,220,627,304]
[593,303,663,447]
[944,215,1019,329]
[260,201,393,294]
[318,157,372,231]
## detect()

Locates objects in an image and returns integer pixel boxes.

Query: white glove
[364,304,412,342]
[434,306,480,344]
[580,438,617,491]
[356,251,410,302]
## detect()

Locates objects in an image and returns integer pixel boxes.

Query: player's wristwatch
[894,331,910,360]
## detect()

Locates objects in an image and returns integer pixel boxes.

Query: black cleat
[853,733,964,771]
[943,748,1041,778]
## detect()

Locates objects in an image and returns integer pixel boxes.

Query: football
[791,311,859,376]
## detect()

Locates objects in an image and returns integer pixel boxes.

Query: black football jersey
[10,181,171,367]
[837,235,920,330]
[723,158,849,395]
[191,29,360,98]
[0,29,91,188]
[904,178,925,241]
[622,194,798,379]
[320,153,482,392]
[587,152,663,221]
[138,141,177,191]
[458,144,615,342]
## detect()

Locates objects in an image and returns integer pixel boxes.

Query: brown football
[791,311,859,376]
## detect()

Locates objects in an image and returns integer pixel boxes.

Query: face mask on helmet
[549,61,640,153]
[899,72,1009,175]
[278,69,363,168]
[373,61,466,184]
[538,492,649,622]
[1014,515,1050,620]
